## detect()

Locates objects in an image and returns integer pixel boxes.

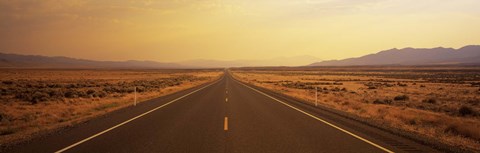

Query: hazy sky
[1,0,479,62]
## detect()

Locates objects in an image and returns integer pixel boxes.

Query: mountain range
[1,45,479,68]
[180,55,321,68]
[0,53,184,69]
[309,45,480,66]
[0,53,320,68]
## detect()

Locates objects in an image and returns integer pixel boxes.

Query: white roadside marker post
[134,87,137,106]
[315,86,318,107]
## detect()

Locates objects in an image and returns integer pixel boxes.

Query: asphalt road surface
[6,72,440,153]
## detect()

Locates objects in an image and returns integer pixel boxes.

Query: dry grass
[231,67,480,151]
[0,69,223,145]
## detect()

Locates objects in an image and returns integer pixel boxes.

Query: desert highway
[7,72,439,153]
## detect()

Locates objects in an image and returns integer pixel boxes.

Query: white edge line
[234,79,395,153]
[55,78,222,153]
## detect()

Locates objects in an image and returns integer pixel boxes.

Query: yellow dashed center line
[224,117,228,131]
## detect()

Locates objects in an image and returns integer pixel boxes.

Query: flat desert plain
[0,69,223,146]
[232,66,480,151]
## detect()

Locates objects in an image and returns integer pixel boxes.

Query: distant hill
[181,55,321,68]
[309,45,480,66]
[0,52,321,69]
[0,53,185,69]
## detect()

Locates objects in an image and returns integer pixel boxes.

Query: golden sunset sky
[1,0,479,63]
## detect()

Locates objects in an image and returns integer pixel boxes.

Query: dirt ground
[0,69,223,146]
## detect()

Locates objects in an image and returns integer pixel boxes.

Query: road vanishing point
[7,72,440,153]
